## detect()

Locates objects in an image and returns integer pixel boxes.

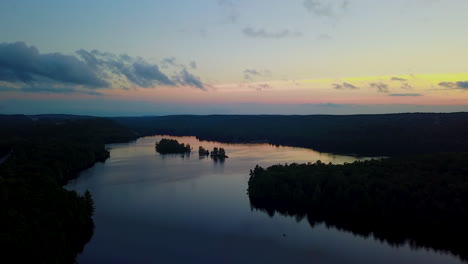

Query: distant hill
[4,113,468,156]
[29,114,96,121]
[112,113,468,156]
[0,114,33,131]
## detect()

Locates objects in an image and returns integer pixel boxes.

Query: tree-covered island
[210,147,228,159]
[199,146,228,159]
[199,146,210,156]
[155,138,192,154]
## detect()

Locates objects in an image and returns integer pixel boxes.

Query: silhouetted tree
[218,148,227,159]
[199,146,209,156]
[84,190,95,215]
[211,147,219,157]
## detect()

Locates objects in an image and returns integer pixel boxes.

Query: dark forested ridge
[21,113,468,156]
[247,154,468,260]
[113,113,468,156]
[0,115,136,263]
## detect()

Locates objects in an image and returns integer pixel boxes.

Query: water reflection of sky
[67,136,465,264]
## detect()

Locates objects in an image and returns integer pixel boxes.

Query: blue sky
[1,0,468,115]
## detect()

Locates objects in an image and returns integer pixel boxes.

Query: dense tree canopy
[2,113,468,261]
[0,116,136,263]
[113,113,468,156]
[248,153,468,260]
[155,138,191,154]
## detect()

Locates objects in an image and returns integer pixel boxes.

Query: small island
[210,147,228,159]
[199,146,210,156]
[155,138,192,154]
[199,146,228,160]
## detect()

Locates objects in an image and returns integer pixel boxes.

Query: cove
[67,135,465,264]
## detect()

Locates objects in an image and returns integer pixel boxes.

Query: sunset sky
[1,0,468,115]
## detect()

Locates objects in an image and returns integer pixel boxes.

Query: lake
[67,135,465,264]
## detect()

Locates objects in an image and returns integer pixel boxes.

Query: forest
[199,146,228,159]
[113,113,468,156]
[2,113,468,262]
[247,153,468,260]
[155,138,192,154]
[0,115,136,263]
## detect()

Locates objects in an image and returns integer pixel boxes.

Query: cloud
[0,42,108,88]
[132,62,175,87]
[332,82,358,90]
[370,82,390,93]
[388,93,422,97]
[438,81,468,89]
[22,86,103,95]
[0,42,205,93]
[317,34,332,40]
[243,27,302,39]
[244,69,260,80]
[438,82,456,88]
[391,77,407,81]
[218,0,240,23]
[252,83,272,92]
[243,69,271,81]
[77,49,178,88]
[401,83,413,90]
[303,0,348,17]
[457,81,468,89]
[190,61,197,69]
[175,68,204,90]
[161,57,178,69]
[0,85,103,95]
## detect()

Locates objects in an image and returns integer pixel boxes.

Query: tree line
[0,115,136,263]
[113,113,468,156]
[247,153,468,260]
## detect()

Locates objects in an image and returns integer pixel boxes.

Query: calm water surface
[67,135,464,264]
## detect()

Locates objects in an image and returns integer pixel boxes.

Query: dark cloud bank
[0,42,204,94]
[439,81,468,89]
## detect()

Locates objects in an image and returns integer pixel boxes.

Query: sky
[0,0,468,116]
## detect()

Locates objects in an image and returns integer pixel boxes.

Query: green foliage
[248,153,468,260]
[155,138,192,154]
[0,116,136,263]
